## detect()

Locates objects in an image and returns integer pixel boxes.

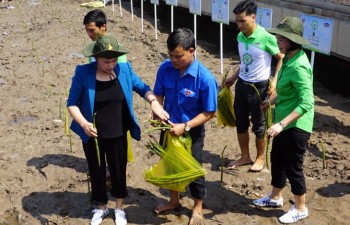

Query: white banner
[211,0,229,25]
[189,0,201,16]
[166,0,177,6]
[256,7,272,29]
[300,13,334,55]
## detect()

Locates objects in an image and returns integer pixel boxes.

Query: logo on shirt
[254,42,261,47]
[242,53,254,73]
[183,88,195,97]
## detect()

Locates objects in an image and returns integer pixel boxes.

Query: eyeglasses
[168,52,184,60]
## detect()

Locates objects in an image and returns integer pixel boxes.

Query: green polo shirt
[237,25,279,82]
[275,50,314,133]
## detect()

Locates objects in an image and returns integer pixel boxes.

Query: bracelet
[149,99,157,105]
[278,121,285,128]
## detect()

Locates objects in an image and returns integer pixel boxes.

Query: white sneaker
[253,195,283,207]
[115,208,127,225]
[279,205,308,224]
[90,208,109,225]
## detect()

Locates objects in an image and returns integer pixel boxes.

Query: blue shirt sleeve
[125,62,151,97]
[67,65,84,107]
[153,60,169,97]
[199,69,218,112]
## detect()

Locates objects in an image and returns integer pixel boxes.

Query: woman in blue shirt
[67,35,169,225]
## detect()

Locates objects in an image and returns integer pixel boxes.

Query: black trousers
[83,135,128,206]
[234,78,268,138]
[160,126,206,199]
[270,128,310,195]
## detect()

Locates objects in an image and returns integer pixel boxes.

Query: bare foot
[154,202,181,214]
[226,158,253,169]
[188,211,204,225]
[249,158,264,172]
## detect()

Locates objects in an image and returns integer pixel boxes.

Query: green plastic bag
[217,87,236,127]
[144,131,206,192]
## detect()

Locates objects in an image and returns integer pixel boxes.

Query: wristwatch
[184,122,191,131]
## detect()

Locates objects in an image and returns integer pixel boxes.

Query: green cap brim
[268,28,310,46]
[83,42,129,58]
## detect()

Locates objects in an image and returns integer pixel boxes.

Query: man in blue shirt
[153,28,218,225]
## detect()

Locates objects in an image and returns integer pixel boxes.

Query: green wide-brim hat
[83,35,129,58]
[268,17,310,46]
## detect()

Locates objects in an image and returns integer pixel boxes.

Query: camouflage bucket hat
[268,17,310,46]
[83,35,129,59]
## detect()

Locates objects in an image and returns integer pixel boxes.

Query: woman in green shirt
[252,17,314,224]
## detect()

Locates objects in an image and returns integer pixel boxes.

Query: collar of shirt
[283,49,304,66]
[180,58,199,78]
[241,24,262,40]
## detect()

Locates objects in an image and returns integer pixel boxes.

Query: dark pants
[160,126,206,199]
[234,78,268,138]
[83,135,128,206]
[270,128,310,195]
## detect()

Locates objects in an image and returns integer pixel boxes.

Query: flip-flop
[153,203,181,214]
[226,160,253,170]
[188,212,204,225]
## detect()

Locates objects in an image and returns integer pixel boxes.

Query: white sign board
[190,0,201,16]
[300,13,334,55]
[211,0,229,25]
[150,0,159,5]
[166,0,177,6]
[256,7,272,29]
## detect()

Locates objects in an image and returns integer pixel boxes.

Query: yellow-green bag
[127,131,134,162]
[217,87,236,127]
[144,131,206,192]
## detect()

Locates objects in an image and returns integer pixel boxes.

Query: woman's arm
[68,106,97,137]
[267,64,313,137]
[267,110,301,137]
[144,91,169,122]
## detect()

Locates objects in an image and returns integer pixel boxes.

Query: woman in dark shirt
[67,35,169,225]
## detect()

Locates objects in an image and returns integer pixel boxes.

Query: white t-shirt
[237,25,279,83]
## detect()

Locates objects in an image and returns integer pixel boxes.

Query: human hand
[82,122,97,137]
[266,123,283,137]
[260,99,269,111]
[267,80,276,96]
[150,100,169,122]
[167,120,185,136]
[223,75,237,87]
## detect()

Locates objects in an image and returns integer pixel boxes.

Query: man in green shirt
[83,9,127,63]
[224,0,283,172]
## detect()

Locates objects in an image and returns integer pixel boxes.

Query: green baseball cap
[268,17,310,46]
[83,35,129,58]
